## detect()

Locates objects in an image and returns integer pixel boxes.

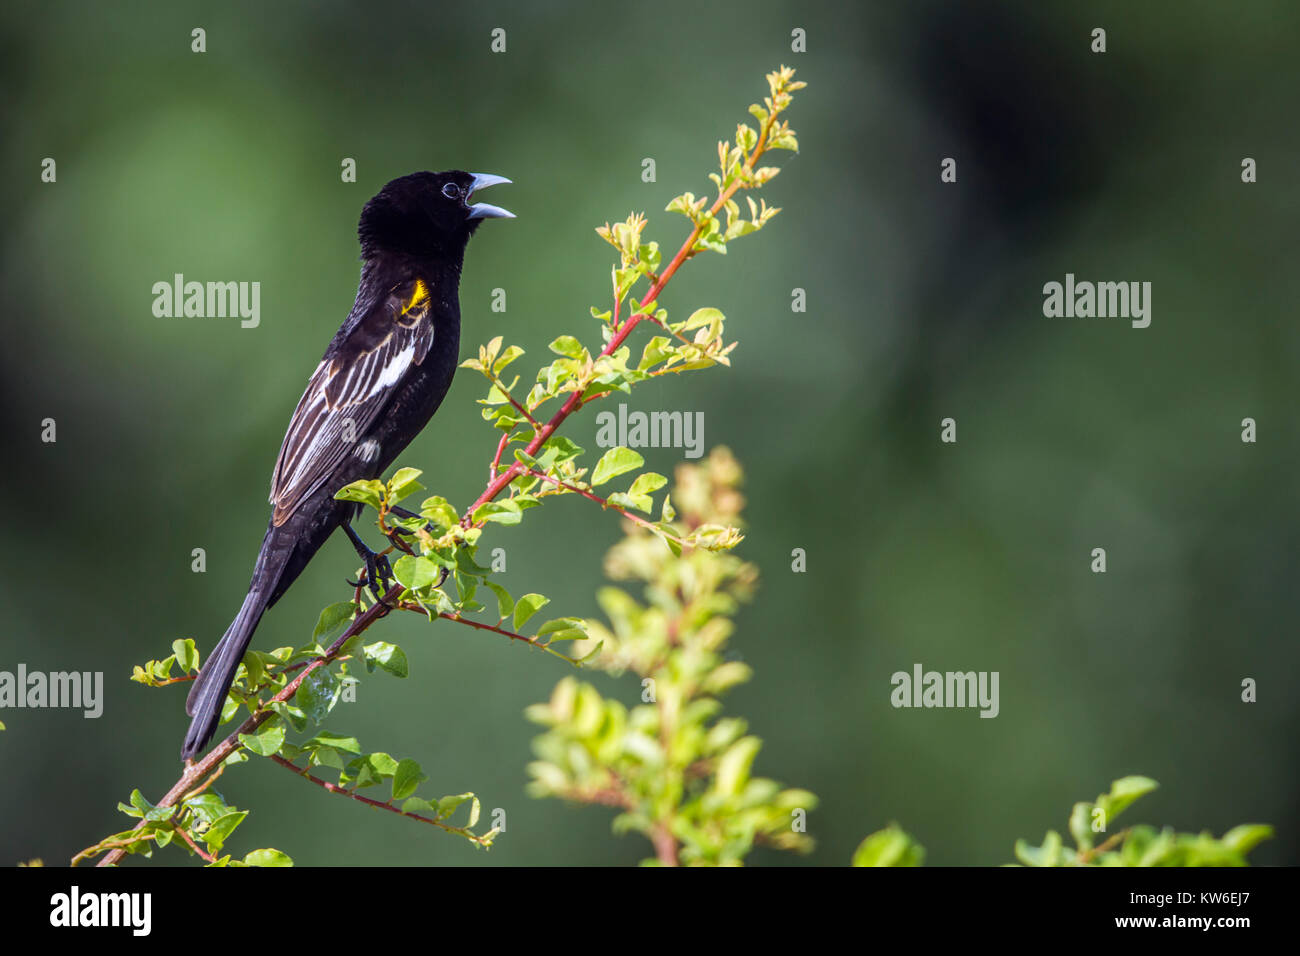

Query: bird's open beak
[466,173,514,219]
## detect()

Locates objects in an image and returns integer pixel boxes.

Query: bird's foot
[346,547,395,604]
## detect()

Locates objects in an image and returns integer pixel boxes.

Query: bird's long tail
[182,586,269,760]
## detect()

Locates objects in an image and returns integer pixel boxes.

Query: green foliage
[852,824,926,867]
[526,450,817,866]
[70,784,293,867]
[850,776,1272,867]
[83,65,806,867]
[79,62,1270,870]
[1013,777,1272,867]
[79,597,498,864]
[77,61,1274,869]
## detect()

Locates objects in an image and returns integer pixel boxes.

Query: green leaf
[345,752,399,788]
[627,472,668,497]
[392,758,427,800]
[715,736,761,796]
[313,602,359,641]
[536,617,587,642]
[388,467,424,504]
[294,668,341,724]
[392,555,439,591]
[484,581,514,621]
[203,810,248,851]
[334,479,385,510]
[473,500,523,525]
[493,345,525,375]
[172,639,199,674]
[304,732,362,755]
[239,720,286,757]
[437,793,481,827]
[123,789,176,824]
[549,335,585,359]
[309,746,343,770]
[1221,824,1273,855]
[1015,831,1063,867]
[419,496,460,531]
[606,492,650,514]
[1099,776,1159,822]
[851,825,925,867]
[513,593,550,632]
[363,642,409,678]
[611,471,667,512]
[591,447,644,487]
[1068,802,1093,851]
[243,848,293,867]
[682,307,723,331]
[536,436,584,469]
[638,336,676,370]
[270,700,309,733]
[455,547,493,576]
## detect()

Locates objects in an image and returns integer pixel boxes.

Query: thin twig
[91,92,787,867]
[173,822,215,863]
[490,431,511,481]
[522,469,687,545]
[459,108,780,529]
[268,754,489,845]
[1078,828,1130,864]
[92,590,401,867]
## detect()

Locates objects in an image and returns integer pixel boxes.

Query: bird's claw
[347,549,395,605]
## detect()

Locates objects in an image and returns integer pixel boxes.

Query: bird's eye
[442,183,461,200]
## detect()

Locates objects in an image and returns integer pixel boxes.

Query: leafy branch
[850,777,1273,867]
[82,66,806,867]
[526,450,818,866]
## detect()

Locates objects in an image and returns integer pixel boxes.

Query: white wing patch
[267,304,433,526]
[370,343,416,398]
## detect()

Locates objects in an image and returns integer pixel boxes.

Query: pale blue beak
[467,173,514,219]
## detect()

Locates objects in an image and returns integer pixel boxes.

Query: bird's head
[358,170,513,260]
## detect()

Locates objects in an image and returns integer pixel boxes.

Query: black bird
[182,171,513,761]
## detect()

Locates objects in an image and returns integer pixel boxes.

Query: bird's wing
[268,278,434,526]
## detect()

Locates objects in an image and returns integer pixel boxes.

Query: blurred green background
[2,0,1296,866]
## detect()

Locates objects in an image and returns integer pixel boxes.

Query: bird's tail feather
[182,587,268,760]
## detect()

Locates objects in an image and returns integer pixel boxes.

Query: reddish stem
[490,431,510,481]
[93,589,402,867]
[523,469,682,543]
[459,121,773,529]
[269,754,486,842]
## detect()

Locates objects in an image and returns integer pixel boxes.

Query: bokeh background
[1,0,1296,866]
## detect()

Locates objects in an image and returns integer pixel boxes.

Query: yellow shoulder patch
[401,279,429,315]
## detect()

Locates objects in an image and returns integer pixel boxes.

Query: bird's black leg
[342,520,394,602]
[382,507,421,556]
[386,505,437,533]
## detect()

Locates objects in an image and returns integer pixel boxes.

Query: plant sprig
[85,66,805,867]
